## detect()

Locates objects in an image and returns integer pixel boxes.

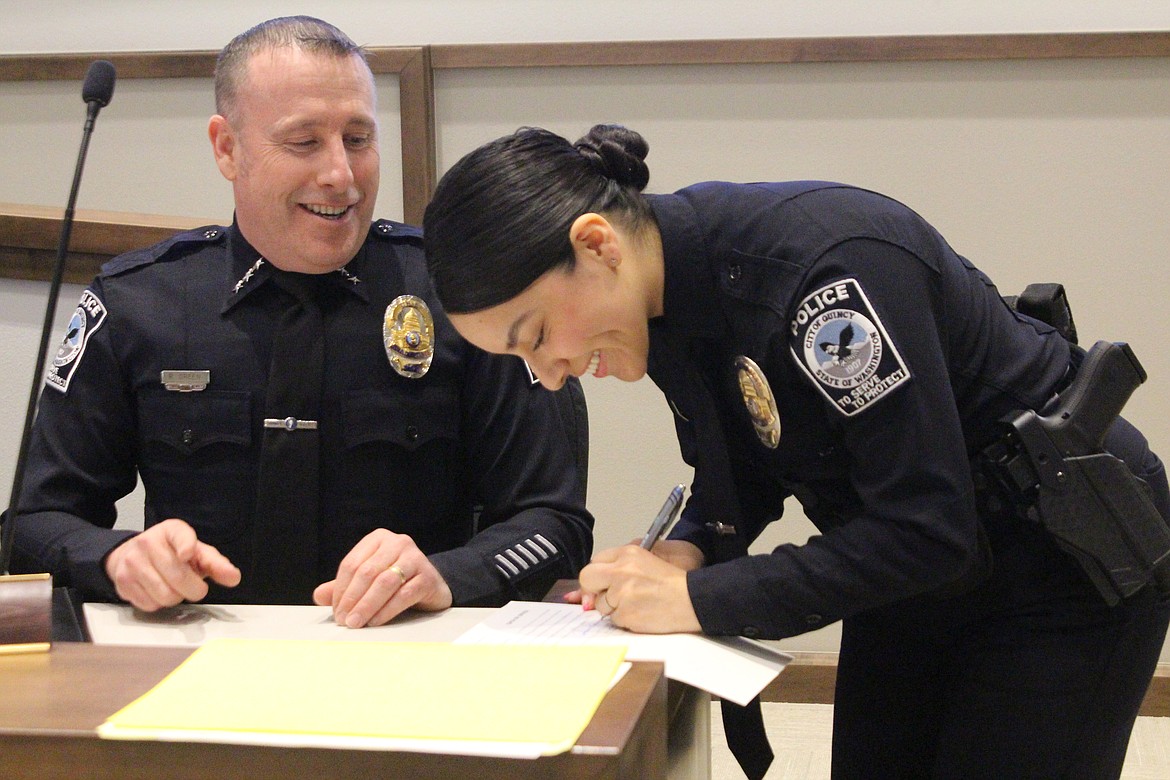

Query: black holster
[976,341,1170,605]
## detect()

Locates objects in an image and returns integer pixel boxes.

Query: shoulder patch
[45,289,108,393]
[789,278,910,416]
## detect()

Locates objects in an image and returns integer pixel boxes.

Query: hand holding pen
[578,484,689,613]
[577,482,703,632]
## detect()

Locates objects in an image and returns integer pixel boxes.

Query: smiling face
[209,45,379,273]
[448,215,661,391]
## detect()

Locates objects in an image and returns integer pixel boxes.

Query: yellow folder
[98,638,626,757]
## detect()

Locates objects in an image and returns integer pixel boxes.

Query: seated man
[3,15,592,629]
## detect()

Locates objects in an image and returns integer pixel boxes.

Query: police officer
[423,124,1170,778]
[5,18,593,630]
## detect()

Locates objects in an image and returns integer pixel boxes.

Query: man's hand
[104,518,241,611]
[313,528,453,628]
[578,544,702,634]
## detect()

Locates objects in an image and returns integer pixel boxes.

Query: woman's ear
[569,213,620,268]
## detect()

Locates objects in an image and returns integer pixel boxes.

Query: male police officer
[4,16,592,629]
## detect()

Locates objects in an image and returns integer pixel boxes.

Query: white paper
[84,600,789,705]
[83,602,490,647]
[455,601,791,706]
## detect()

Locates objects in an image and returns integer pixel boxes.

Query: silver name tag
[161,370,210,392]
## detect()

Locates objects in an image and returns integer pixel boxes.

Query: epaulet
[370,219,423,243]
[100,225,228,278]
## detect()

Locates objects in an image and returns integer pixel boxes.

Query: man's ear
[569,213,620,268]
[208,115,238,181]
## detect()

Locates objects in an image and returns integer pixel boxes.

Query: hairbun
[573,124,650,191]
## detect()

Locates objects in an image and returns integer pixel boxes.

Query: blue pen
[640,484,686,549]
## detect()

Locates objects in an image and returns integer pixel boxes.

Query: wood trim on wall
[396,46,437,226]
[0,47,421,81]
[0,203,210,285]
[430,31,1170,69]
[762,656,1170,719]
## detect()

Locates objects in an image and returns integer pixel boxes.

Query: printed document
[455,601,791,706]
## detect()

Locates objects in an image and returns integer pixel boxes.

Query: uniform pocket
[138,389,252,453]
[341,385,460,451]
[135,389,255,553]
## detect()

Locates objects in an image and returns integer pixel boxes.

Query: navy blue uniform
[9,221,593,607]
[647,182,1170,778]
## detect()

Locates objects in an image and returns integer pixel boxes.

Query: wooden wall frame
[4,31,1170,282]
[4,30,1170,283]
[429,30,1170,68]
[4,32,1170,281]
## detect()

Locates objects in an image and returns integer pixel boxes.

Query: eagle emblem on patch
[45,289,108,393]
[384,294,434,378]
[789,278,910,416]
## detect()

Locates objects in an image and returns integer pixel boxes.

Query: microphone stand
[1,63,113,653]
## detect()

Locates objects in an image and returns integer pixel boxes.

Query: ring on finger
[387,563,407,585]
[601,590,616,612]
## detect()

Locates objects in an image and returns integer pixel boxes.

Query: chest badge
[384,295,434,378]
[735,355,781,449]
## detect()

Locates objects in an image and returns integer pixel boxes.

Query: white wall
[2,1,1170,51]
[2,2,1168,660]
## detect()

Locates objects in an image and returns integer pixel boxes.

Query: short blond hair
[214,15,369,122]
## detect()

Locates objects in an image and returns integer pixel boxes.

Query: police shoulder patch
[789,278,910,416]
[45,289,108,393]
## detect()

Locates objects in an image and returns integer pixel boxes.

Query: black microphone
[82,59,116,114]
[1,61,116,588]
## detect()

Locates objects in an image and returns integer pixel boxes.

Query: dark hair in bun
[573,124,651,191]
[425,124,655,314]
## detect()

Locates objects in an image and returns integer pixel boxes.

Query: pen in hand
[582,484,686,612]
[640,484,686,550]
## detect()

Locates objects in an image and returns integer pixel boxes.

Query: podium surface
[0,643,667,779]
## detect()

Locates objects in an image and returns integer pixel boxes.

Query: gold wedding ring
[601,591,616,612]
[387,564,407,585]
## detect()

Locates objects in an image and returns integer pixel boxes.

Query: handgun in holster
[979,340,1170,605]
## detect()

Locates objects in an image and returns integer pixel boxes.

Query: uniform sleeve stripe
[505,550,529,569]
[494,555,520,575]
[533,534,558,555]
[515,544,540,564]
[524,539,550,560]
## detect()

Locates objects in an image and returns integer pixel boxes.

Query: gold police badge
[384,295,434,378]
[735,355,781,448]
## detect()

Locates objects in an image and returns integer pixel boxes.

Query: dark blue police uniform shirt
[646,182,1071,639]
[11,220,593,605]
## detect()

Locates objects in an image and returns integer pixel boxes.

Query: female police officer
[423,124,1170,779]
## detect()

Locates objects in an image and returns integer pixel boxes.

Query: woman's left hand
[578,545,702,633]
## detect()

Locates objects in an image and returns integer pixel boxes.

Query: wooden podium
[0,573,52,654]
[0,643,667,780]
